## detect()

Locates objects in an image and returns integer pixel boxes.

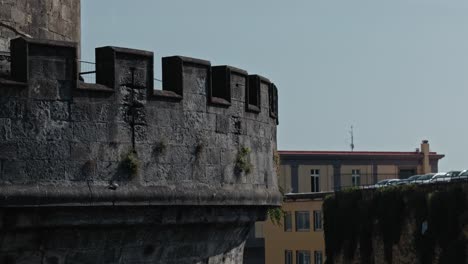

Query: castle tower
[0,4,280,263]
[0,0,81,52]
[0,0,80,77]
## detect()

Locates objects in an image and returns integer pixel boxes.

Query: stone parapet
[0,37,280,208]
[0,36,280,263]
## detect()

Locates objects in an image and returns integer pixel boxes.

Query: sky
[82,0,468,171]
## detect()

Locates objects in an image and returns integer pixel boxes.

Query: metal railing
[79,60,163,89]
[333,175,468,192]
[79,60,96,83]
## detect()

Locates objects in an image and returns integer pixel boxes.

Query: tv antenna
[350,125,355,151]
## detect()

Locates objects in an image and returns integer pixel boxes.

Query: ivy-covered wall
[323,184,468,264]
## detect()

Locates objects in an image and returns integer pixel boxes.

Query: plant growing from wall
[267,207,285,226]
[235,146,253,174]
[122,150,139,176]
[267,183,286,226]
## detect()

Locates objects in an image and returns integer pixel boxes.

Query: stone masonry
[0,0,81,77]
[0,0,80,51]
[0,36,280,263]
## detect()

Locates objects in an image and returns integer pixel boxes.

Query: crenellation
[0,39,281,126]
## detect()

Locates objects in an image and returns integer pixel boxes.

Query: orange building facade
[245,140,445,264]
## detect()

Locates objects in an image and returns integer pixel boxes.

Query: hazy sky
[82,0,468,171]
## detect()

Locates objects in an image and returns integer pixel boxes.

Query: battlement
[0,37,280,207]
[1,37,279,124]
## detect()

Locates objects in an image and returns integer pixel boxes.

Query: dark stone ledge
[77,82,114,92]
[0,205,268,228]
[175,56,211,67]
[0,78,27,88]
[151,89,183,101]
[0,184,282,207]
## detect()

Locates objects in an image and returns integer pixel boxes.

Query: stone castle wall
[0,37,280,263]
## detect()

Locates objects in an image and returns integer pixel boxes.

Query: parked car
[373,179,388,187]
[388,179,405,185]
[414,173,436,184]
[374,179,401,187]
[429,172,450,183]
[398,175,423,185]
[451,170,468,182]
[446,171,461,177]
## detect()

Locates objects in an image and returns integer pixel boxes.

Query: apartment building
[245,140,445,264]
[279,140,444,193]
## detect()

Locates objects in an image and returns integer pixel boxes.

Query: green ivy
[323,185,467,264]
[267,207,285,226]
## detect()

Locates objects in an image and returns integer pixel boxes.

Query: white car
[374,179,400,188]
[451,170,468,182]
[429,172,450,183]
[415,173,436,184]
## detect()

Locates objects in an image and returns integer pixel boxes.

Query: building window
[295,211,310,231]
[313,210,322,231]
[310,169,320,192]
[284,211,292,232]
[314,251,323,264]
[285,250,293,264]
[296,250,311,264]
[352,169,361,186]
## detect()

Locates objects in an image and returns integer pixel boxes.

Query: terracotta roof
[278,150,443,157]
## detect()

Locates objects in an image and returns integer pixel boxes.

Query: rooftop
[279,150,442,156]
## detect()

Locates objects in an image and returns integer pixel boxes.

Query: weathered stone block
[25,160,67,181]
[108,122,132,144]
[143,163,170,184]
[168,164,191,182]
[0,118,12,141]
[66,160,96,181]
[17,141,69,160]
[167,145,191,165]
[50,101,70,121]
[70,102,92,121]
[0,98,26,119]
[231,73,246,101]
[41,120,72,141]
[72,122,108,142]
[183,94,207,112]
[96,161,122,182]
[216,115,230,134]
[205,165,221,183]
[29,79,61,100]
[98,143,131,162]
[183,65,209,96]
[2,161,27,183]
[70,143,97,161]
[0,143,16,160]
[230,116,247,135]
